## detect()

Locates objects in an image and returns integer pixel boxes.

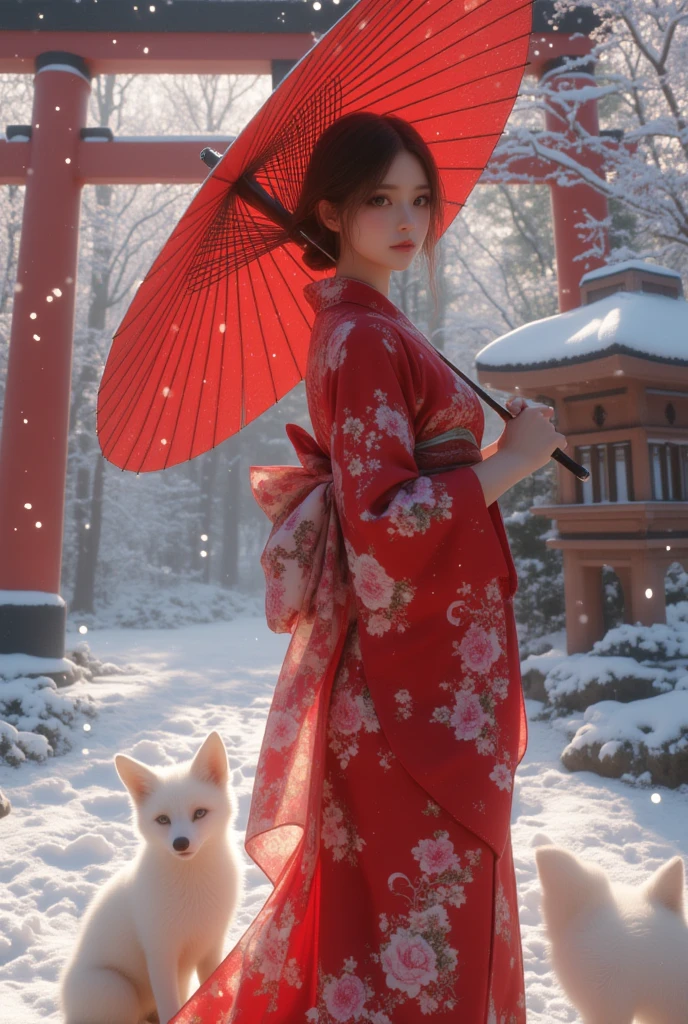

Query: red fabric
[170,276,528,1024]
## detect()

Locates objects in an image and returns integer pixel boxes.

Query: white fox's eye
[156,815,170,825]
[193,808,207,820]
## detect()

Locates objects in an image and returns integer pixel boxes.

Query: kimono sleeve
[326,318,509,640]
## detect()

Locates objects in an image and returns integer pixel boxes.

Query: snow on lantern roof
[579,260,682,285]
[475,289,688,371]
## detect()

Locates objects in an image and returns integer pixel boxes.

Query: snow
[476,289,688,368]
[3,616,688,1022]
[35,65,90,84]
[564,689,688,761]
[0,590,65,607]
[541,653,676,701]
[92,135,237,144]
[0,655,75,684]
[579,259,683,284]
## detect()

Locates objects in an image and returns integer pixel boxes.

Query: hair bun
[290,216,337,271]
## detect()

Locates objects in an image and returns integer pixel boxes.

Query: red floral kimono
[170,275,528,1024]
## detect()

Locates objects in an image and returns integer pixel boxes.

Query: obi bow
[249,421,352,636]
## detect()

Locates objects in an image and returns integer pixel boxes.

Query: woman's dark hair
[290,111,445,313]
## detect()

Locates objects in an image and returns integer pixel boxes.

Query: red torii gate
[0,0,621,672]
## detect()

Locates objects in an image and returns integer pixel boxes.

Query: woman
[171,112,566,1024]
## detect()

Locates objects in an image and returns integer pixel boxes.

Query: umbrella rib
[237,0,400,173]
[258,11,396,169]
[246,38,348,171]
[292,0,527,125]
[103,241,205,467]
[213,208,239,444]
[212,218,232,449]
[124,192,233,299]
[297,0,426,111]
[143,270,209,472]
[381,56,532,123]
[187,244,222,463]
[100,243,202,431]
[99,267,197,437]
[235,259,245,432]
[235,206,280,409]
[258,246,309,387]
[342,37,533,117]
[105,194,242,404]
[231,203,258,431]
[415,133,510,148]
[265,243,318,345]
[348,0,533,105]
[105,198,221,387]
[262,247,314,394]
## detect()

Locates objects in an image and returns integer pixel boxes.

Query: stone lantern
[474,260,688,654]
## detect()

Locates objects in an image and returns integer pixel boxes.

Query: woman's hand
[496,396,528,453]
[505,396,528,417]
[497,396,566,469]
[498,395,567,472]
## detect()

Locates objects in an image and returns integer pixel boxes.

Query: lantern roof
[579,259,682,286]
[476,262,688,372]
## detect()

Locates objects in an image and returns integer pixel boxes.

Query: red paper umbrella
[97,0,536,475]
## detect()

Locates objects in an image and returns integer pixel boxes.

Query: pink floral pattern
[305,830,485,1021]
[320,776,367,865]
[169,276,527,1024]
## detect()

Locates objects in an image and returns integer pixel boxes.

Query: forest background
[1,0,687,650]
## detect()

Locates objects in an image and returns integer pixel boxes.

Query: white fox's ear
[115,754,158,802]
[535,845,610,925]
[190,731,228,787]
[642,856,685,916]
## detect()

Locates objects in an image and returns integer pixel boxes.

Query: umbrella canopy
[96,0,534,474]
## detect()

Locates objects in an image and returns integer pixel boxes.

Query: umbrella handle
[200,149,337,262]
[199,148,588,482]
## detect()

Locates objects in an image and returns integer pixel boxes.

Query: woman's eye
[369,195,430,206]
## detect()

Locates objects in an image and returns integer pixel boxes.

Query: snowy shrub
[591,622,688,664]
[561,687,688,788]
[667,600,688,627]
[0,675,97,767]
[543,655,675,714]
[66,580,263,631]
[666,566,688,607]
[67,640,136,679]
[502,487,566,646]
[519,651,673,713]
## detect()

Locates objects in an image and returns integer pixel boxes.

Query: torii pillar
[540,55,611,311]
[0,54,91,665]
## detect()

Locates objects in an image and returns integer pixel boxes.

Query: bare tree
[489,0,688,275]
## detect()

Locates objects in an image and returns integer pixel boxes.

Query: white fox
[59,731,244,1024]
[535,844,688,1024]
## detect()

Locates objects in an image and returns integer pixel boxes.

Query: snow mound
[562,689,688,788]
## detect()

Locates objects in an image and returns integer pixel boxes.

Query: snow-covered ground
[2,616,687,1024]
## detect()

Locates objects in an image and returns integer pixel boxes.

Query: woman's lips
[391,242,415,249]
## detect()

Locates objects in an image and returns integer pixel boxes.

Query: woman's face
[318,149,432,284]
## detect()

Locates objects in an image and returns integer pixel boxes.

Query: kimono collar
[303,275,405,323]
